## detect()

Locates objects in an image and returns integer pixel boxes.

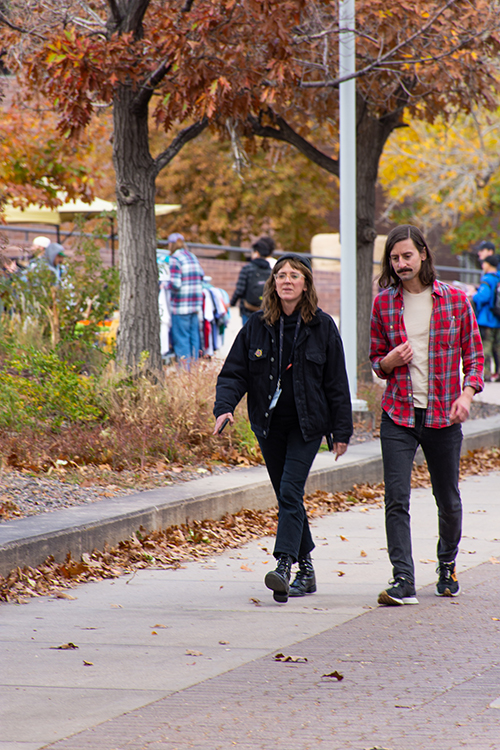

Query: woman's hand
[332,442,348,461]
[213,413,234,435]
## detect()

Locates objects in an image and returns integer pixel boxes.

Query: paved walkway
[2,467,500,750]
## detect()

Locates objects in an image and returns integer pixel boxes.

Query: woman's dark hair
[261,255,318,325]
[378,225,437,289]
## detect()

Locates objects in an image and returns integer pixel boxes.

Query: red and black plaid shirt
[370,280,484,428]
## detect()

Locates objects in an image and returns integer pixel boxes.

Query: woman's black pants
[257,425,322,561]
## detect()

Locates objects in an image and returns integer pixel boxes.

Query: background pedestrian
[473,254,500,381]
[168,233,204,363]
[230,236,274,325]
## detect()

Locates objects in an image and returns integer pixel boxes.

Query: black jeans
[257,425,322,561]
[380,409,463,583]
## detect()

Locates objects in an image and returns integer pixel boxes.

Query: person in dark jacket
[230,236,274,325]
[214,254,353,603]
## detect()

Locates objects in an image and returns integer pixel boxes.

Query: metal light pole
[339,0,362,406]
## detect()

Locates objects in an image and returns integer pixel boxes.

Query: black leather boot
[289,553,317,597]
[265,554,293,602]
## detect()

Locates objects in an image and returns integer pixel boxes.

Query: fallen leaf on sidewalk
[490,557,500,564]
[83,660,93,666]
[274,653,308,663]
[360,550,367,557]
[250,597,262,606]
[492,617,499,621]
[110,604,123,609]
[55,592,77,600]
[337,570,346,577]
[419,558,436,564]
[51,642,79,650]
[321,670,344,681]
[151,623,167,628]
[240,564,253,572]
[340,535,349,541]
[219,640,229,645]
[5,445,500,606]
[185,649,203,656]
[151,631,158,635]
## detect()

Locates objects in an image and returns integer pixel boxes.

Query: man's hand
[213,412,234,435]
[449,386,475,424]
[380,341,413,374]
[332,442,348,461]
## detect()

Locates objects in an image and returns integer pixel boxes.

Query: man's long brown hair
[262,256,318,325]
[378,225,437,289]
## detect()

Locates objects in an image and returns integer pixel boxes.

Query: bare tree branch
[0,9,45,39]
[132,59,172,113]
[154,117,209,175]
[298,0,466,89]
[247,112,339,177]
[76,0,106,27]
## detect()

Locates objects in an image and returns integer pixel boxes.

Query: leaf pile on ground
[0,481,385,603]
[1,446,499,603]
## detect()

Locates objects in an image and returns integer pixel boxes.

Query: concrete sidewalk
[2,465,500,750]
[1,389,500,750]
[2,411,500,578]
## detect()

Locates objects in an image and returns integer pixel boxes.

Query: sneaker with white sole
[435,562,460,597]
[378,576,419,606]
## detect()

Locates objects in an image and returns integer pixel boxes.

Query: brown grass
[0,359,261,472]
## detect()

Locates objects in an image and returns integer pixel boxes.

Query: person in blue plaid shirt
[168,233,204,362]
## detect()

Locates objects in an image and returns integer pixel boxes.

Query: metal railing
[1,225,484,280]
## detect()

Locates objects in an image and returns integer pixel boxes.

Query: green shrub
[0,352,262,471]
[0,347,102,430]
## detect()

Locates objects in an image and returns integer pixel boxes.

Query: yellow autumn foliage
[379,109,500,233]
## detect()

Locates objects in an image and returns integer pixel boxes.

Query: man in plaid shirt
[370,225,483,606]
[168,233,204,362]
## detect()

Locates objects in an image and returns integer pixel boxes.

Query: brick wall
[201,258,341,317]
[1,230,342,317]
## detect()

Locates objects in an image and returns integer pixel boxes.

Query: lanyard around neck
[278,312,302,383]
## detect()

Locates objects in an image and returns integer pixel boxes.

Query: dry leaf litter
[1,445,499,603]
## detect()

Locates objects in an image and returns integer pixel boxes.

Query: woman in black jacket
[213,254,353,603]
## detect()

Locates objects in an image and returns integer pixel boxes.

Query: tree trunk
[355,97,401,383]
[113,84,161,371]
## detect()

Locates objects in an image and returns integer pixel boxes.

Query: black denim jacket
[214,309,353,442]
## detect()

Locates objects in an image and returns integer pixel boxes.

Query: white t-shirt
[403,286,433,409]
